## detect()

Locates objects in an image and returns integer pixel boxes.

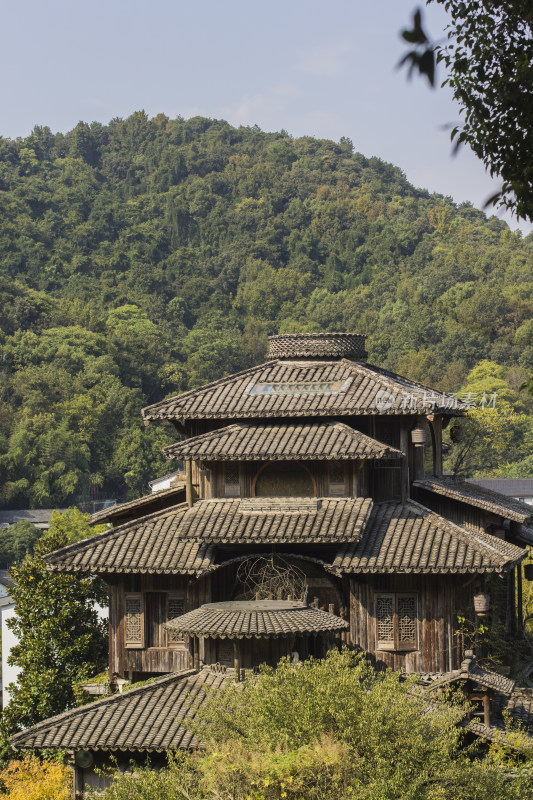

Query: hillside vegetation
[0,112,532,508]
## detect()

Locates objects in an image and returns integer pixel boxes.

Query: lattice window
[224,463,240,497]
[398,596,417,643]
[329,461,345,496]
[377,595,394,643]
[125,593,143,648]
[375,593,417,652]
[376,594,395,649]
[167,595,186,646]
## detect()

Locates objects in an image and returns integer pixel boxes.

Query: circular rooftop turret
[268,333,367,361]
[165,600,349,639]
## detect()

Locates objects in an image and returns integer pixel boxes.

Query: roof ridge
[414,477,533,521]
[10,670,199,744]
[89,485,186,523]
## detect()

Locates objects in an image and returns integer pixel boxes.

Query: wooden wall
[412,488,500,535]
[107,562,346,680]
[347,574,471,673]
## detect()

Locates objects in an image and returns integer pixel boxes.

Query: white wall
[1,601,20,709]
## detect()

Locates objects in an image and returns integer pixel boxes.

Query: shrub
[0,753,71,800]
[91,650,533,800]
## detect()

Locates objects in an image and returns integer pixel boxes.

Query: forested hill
[1,111,532,509]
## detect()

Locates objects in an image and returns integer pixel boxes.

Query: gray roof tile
[46,497,373,574]
[165,600,349,638]
[329,501,526,574]
[414,478,533,523]
[10,669,224,752]
[163,422,404,462]
[89,485,186,526]
[142,359,466,422]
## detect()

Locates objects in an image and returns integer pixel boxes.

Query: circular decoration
[75,750,94,768]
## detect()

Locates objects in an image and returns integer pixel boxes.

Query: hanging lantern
[411,427,426,447]
[473,592,491,616]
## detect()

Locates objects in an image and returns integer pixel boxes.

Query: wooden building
[10,332,533,791]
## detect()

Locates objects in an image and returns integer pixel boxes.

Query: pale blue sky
[2,0,529,232]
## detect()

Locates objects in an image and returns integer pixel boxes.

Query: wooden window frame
[224,462,241,497]
[375,592,418,652]
[166,592,187,648]
[124,592,144,649]
[328,460,346,496]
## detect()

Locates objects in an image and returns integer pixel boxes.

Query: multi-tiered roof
[11,332,533,763]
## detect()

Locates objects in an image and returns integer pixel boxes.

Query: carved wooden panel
[125,593,143,648]
[398,596,417,643]
[376,594,395,650]
[167,595,186,646]
[375,592,418,652]
[224,463,240,497]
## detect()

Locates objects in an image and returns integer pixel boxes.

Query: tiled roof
[165,600,349,639]
[0,509,68,527]
[47,511,215,575]
[46,497,373,574]
[328,501,526,575]
[163,422,404,462]
[89,485,186,526]
[10,669,224,753]
[142,359,465,422]
[426,656,516,696]
[421,660,533,747]
[414,478,533,523]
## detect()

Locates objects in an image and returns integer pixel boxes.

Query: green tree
[401,2,533,219]
[2,510,108,736]
[0,521,42,567]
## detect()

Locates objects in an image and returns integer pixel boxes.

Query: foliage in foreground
[90,650,533,800]
[0,753,71,800]
[1,510,108,742]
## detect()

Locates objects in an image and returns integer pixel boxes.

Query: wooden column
[400,424,409,502]
[516,564,523,632]
[73,765,84,799]
[432,415,443,477]
[186,460,194,507]
[483,694,491,728]
[233,640,241,680]
[193,637,200,670]
[509,569,516,635]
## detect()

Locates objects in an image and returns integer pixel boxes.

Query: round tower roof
[268,332,367,361]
